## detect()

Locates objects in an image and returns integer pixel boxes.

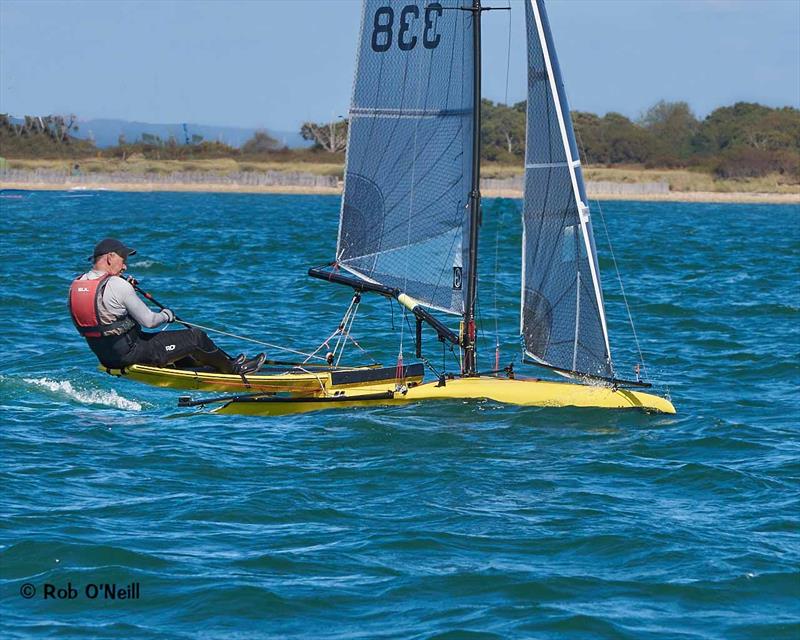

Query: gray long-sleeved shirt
[77,270,171,329]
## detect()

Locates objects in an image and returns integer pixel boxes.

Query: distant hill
[69,118,310,149]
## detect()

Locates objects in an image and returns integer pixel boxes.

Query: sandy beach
[2,179,798,204]
[0,181,342,196]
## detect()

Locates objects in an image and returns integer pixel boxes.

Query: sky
[1,0,798,132]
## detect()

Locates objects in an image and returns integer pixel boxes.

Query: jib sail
[520,0,613,378]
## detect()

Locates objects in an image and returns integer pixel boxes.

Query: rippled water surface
[1,191,798,638]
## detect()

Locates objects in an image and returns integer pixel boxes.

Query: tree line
[0,113,96,157]
[2,100,798,181]
[482,100,799,180]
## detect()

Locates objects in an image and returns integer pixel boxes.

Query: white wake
[24,378,143,411]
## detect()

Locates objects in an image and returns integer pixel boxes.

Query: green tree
[480,99,526,162]
[300,119,348,153]
[572,111,609,164]
[572,111,657,164]
[242,130,281,154]
[0,113,95,158]
[640,100,699,161]
[693,102,800,154]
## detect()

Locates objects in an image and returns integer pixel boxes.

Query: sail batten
[336,0,474,315]
[350,107,472,118]
[521,0,613,379]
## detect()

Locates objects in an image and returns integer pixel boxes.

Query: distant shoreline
[2,180,798,204]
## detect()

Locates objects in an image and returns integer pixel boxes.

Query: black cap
[90,238,137,262]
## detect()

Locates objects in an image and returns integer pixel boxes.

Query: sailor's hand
[163,308,176,323]
[124,275,139,287]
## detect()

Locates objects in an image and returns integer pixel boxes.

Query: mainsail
[336,0,474,315]
[520,0,613,379]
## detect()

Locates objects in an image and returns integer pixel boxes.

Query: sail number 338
[371,4,442,52]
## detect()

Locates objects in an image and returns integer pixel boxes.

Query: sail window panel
[338,0,473,315]
[344,225,464,314]
[560,225,579,263]
[522,171,611,377]
[522,167,611,375]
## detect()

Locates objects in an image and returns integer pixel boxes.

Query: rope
[504,0,512,107]
[301,294,377,368]
[335,296,361,367]
[330,294,358,363]
[593,199,649,380]
[571,127,649,381]
[494,0,512,375]
[178,320,325,361]
[345,332,374,363]
[291,365,329,396]
[420,354,442,379]
[396,307,408,384]
[303,328,338,364]
[492,206,503,375]
[304,295,356,364]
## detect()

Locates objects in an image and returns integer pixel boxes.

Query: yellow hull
[103,363,423,394]
[212,376,676,416]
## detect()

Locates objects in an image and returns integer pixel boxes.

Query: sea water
[1,191,798,639]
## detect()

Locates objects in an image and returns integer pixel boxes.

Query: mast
[463,0,483,376]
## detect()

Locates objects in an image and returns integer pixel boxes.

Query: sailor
[68,238,265,375]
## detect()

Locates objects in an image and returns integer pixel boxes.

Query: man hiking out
[68,238,265,375]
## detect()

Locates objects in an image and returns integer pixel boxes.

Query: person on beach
[68,238,265,375]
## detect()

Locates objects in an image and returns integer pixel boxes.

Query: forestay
[336,0,474,315]
[520,0,613,378]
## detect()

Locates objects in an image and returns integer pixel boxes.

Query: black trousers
[92,328,234,372]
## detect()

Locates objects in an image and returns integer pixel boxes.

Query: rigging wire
[304,324,343,364]
[503,0,513,107]
[335,295,362,366]
[329,294,357,361]
[571,129,649,381]
[303,294,379,367]
[177,320,325,361]
[490,0,513,374]
[593,199,648,380]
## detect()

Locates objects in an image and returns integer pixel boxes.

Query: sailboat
[175,0,674,415]
[112,0,672,414]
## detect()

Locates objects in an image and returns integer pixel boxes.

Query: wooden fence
[482,174,670,196]
[0,169,339,188]
[1,168,669,195]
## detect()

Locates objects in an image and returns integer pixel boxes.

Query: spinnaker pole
[463,0,483,376]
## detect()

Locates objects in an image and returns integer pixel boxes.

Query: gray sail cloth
[336,0,474,315]
[521,0,613,378]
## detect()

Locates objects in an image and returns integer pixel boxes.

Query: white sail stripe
[349,114,461,120]
[524,160,581,169]
[350,107,471,119]
[529,0,613,367]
